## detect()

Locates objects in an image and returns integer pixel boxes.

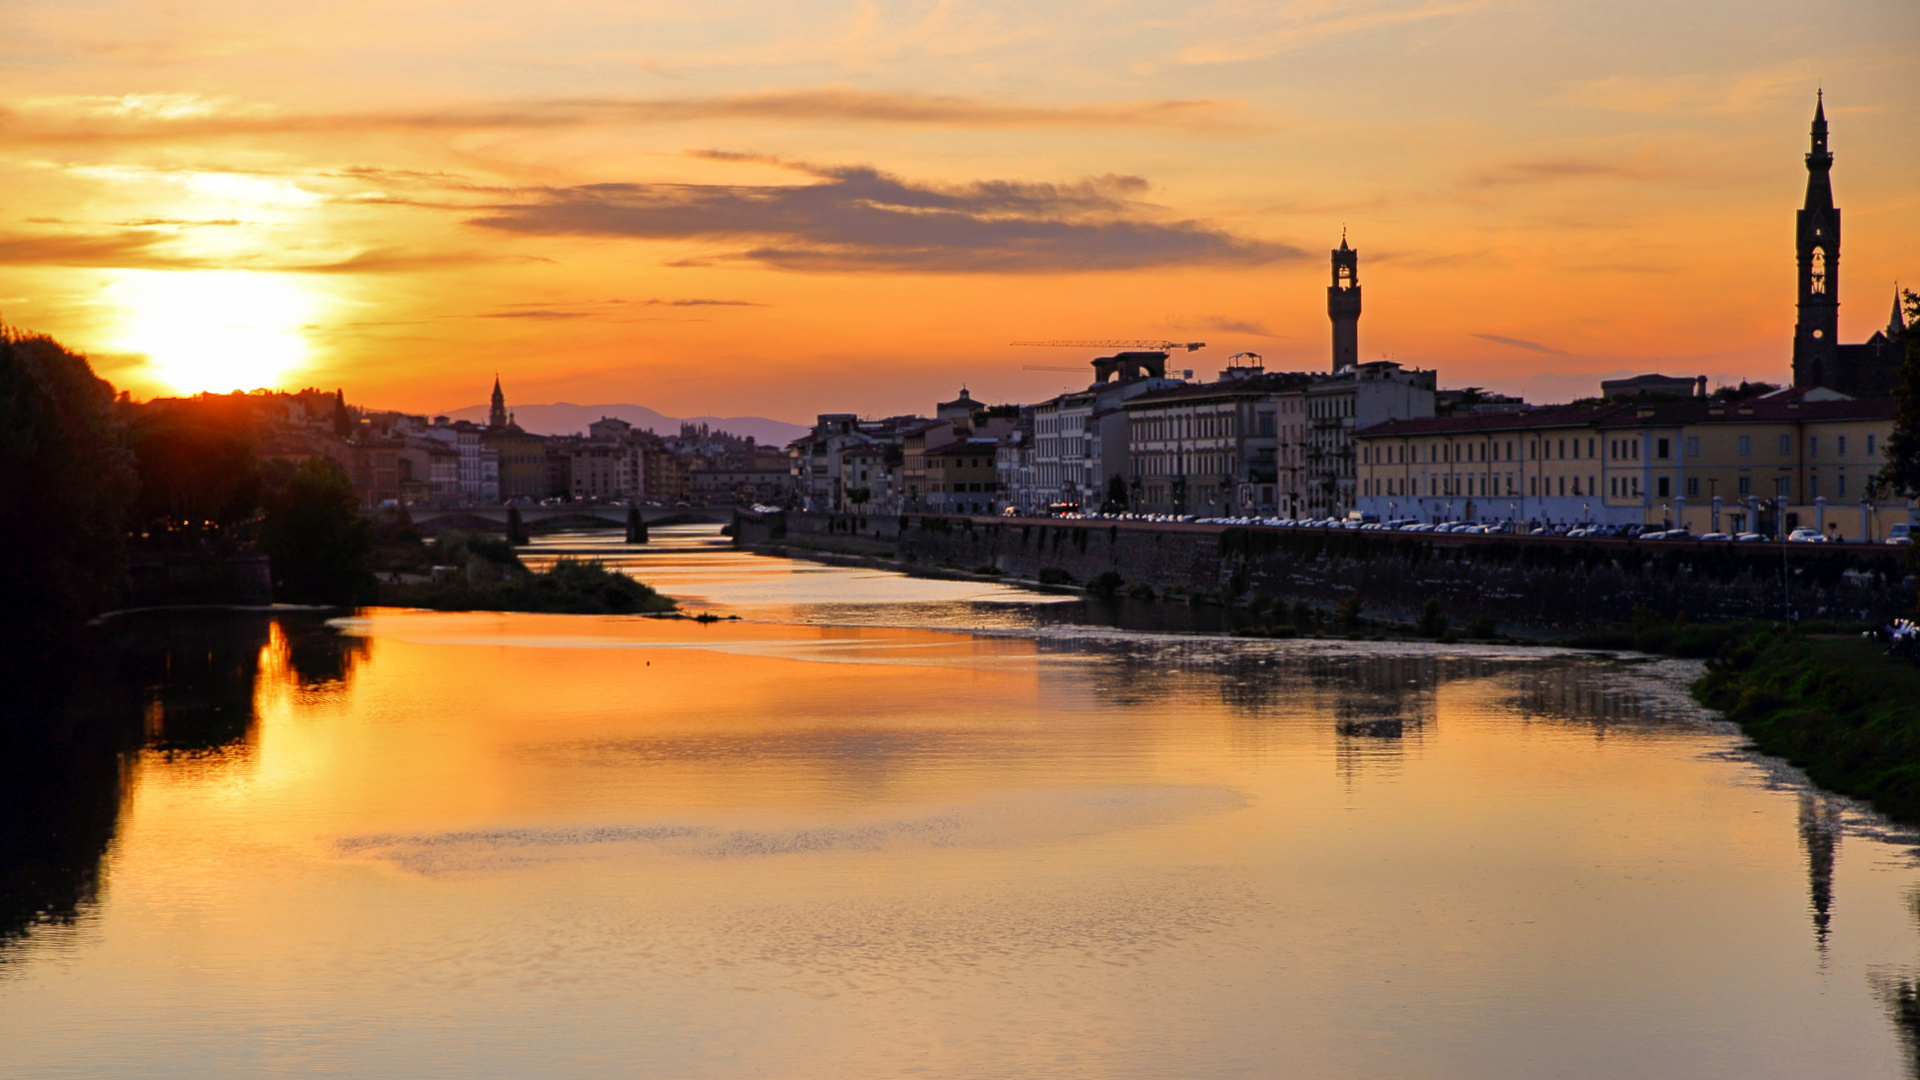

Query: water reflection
[0,612,364,962]
[5,537,1920,1078]
[1801,794,1843,950]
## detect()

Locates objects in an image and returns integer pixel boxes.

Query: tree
[1873,290,1920,498]
[260,457,373,604]
[0,328,137,656]
[125,396,260,540]
[1101,474,1130,514]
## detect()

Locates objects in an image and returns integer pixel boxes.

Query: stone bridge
[394,504,742,531]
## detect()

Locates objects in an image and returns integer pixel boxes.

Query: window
[1685,436,1700,458]
[1259,413,1274,436]
[1776,477,1791,497]
[1837,435,1848,457]
[1738,476,1751,496]
[1779,435,1791,455]
[1657,477,1670,497]
[1869,435,1878,456]
[1558,439,1566,458]
[1839,474,1847,497]
[1558,476,1566,496]
[1686,477,1699,497]
[1809,436,1819,457]
[1588,438,1596,458]
[1656,438,1670,459]
[1738,436,1752,457]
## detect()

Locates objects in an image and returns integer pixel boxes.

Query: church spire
[489,374,509,429]
[1894,285,1909,338]
[1792,93,1841,389]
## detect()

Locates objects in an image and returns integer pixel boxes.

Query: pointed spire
[1894,284,1908,336]
[1339,224,1350,251]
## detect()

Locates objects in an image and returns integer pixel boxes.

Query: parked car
[1787,527,1828,543]
[1699,532,1733,541]
[1735,532,1767,542]
[1888,524,1913,545]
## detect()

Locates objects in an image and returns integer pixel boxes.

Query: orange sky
[2,0,1915,421]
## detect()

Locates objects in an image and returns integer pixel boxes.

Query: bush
[383,558,675,615]
[1415,597,1448,638]
[1087,570,1125,597]
[1338,594,1364,631]
[1469,614,1498,639]
[1037,566,1076,586]
[1127,582,1157,600]
[1290,600,1313,629]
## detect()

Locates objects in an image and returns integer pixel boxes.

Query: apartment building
[1123,373,1297,517]
[1355,393,1908,537]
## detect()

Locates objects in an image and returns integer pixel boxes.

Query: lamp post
[1860,498,1872,544]
[1711,495,1723,535]
[1815,495,1827,539]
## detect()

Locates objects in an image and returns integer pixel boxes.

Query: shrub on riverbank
[1694,632,1920,824]
[381,558,675,615]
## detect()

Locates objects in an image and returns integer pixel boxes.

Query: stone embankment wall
[739,511,1914,634]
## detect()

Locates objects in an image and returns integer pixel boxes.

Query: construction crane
[1011,340,1206,352]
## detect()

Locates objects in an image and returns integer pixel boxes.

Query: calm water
[6,526,1920,1079]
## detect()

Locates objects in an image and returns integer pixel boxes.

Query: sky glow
[0,0,1914,416]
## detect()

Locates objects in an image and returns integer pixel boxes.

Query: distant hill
[443,402,809,446]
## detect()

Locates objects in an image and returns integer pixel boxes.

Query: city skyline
[2,0,1915,421]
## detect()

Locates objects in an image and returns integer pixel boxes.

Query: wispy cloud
[469,161,1305,274]
[1469,158,1674,187]
[1555,62,1813,117]
[1171,315,1283,338]
[0,88,1256,145]
[1472,332,1569,356]
[1180,0,1505,65]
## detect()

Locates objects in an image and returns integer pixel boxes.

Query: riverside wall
[737,511,1915,634]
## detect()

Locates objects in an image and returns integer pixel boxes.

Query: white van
[1888,523,1913,546]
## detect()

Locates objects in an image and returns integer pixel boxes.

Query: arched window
[1810,247,1828,295]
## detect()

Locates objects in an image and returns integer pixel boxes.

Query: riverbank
[378,559,676,615]
[1694,631,1920,824]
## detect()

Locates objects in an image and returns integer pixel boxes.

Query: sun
[105,270,327,395]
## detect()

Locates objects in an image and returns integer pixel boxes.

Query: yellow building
[1357,394,1909,537]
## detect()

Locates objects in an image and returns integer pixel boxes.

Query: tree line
[1,328,374,664]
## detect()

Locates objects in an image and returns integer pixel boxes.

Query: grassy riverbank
[1693,631,1920,824]
[380,558,676,615]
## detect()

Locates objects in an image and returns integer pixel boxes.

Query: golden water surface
[3,527,1917,1079]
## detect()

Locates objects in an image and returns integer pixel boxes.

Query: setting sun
[105,270,326,394]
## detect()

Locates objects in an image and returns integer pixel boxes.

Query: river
[3,525,1918,1078]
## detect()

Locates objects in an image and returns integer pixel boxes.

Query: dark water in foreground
[5,526,1920,1079]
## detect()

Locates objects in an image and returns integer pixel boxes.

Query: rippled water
[5,526,1920,1078]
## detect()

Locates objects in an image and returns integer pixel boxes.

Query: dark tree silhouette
[260,457,373,604]
[0,328,137,657]
[1873,290,1920,498]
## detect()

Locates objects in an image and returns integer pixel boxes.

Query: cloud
[1472,332,1569,356]
[480,310,589,319]
[0,229,200,268]
[468,162,1305,274]
[1173,315,1283,338]
[1180,0,1504,65]
[1556,63,1812,117]
[1469,159,1673,187]
[0,88,1255,145]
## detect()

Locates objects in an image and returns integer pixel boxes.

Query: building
[1124,369,1306,518]
[1790,94,1908,397]
[690,461,793,506]
[1031,364,1182,512]
[1301,361,1437,518]
[920,439,1003,515]
[481,377,551,501]
[1355,404,1626,526]
[1601,374,1708,401]
[1354,392,1910,537]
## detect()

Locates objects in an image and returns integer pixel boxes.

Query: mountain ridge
[442,402,809,446]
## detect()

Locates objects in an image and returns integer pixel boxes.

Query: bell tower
[489,374,509,429]
[1328,232,1360,371]
[1792,93,1840,389]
